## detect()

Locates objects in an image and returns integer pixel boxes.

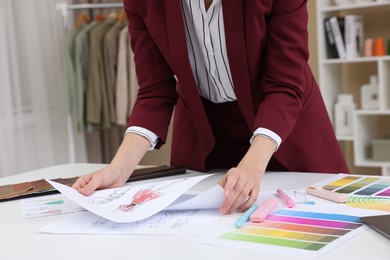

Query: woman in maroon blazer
[74,0,349,214]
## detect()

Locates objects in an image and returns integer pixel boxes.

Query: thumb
[78,176,102,195]
[218,174,227,188]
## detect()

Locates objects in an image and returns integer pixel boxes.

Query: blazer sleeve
[254,0,310,141]
[124,1,178,147]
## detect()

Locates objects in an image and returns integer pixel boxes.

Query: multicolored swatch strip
[322,176,390,198]
[219,210,362,251]
[346,196,390,212]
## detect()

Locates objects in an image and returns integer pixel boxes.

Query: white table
[0,164,389,260]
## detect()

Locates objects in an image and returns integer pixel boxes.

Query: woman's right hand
[72,132,152,195]
[72,165,131,196]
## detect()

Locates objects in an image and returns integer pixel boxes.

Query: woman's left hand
[218,135,276,214]
[218,166,263,214]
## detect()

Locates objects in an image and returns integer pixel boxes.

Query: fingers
[237,187,259,213]
[72,174,92,190]
[225,182,251,214]
[72,174,102,196]
[71,166,130,196]
[78,175,103,195]
[219,167,261,215]
[222,168,239,197]
[218,174,227,189]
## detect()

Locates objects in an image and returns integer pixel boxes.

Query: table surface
[0,164,389,260]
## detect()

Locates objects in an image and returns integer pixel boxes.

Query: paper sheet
[201,208,368,259]
[47,174,222,223]
[201,174,390,258]
[20,194,84,218]
[39,209,220,235]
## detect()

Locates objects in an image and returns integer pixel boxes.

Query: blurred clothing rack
[56,2,124,31]
[57,2,123,10]
[56,2,124,164]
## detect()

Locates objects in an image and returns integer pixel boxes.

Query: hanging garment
[115,26,131,126]
[62,27,81,119]
[74,21,100,133]
[86,16,116,129]
[103,20,127,124]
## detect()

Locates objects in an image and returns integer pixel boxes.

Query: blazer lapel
[164,0,214,143]
[163,0,201,104]
[222,0,255,127]
[163,0,188,69]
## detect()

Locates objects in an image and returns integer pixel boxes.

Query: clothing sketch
[118,186,162,212]
[89,186,131,204]
[117,178,187,212]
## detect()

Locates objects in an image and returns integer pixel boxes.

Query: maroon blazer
[124,0,349,173]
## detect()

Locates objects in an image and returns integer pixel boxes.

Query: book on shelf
[324,16,347,59]
[329,16,346,59]
[345,15,364,59]
[324,17,339,59]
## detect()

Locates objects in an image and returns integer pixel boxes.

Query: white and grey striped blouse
[180,0,236,103]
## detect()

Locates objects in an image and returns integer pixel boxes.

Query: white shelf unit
[316,0,390,176]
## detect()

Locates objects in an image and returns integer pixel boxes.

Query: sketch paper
[167,185,224,210]
[39,209,220,235]
[46,174,220,223]
[20,194,84,218]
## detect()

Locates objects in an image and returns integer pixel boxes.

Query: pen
[276,189,295,208]
[250,197,279,223]
[235,204,258,228]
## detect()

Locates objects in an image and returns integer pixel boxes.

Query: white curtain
[0,0,85,177]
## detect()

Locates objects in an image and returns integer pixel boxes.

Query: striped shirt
[127,0,281,151]
[181,0,236,103]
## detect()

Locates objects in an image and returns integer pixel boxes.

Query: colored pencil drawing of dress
[117,179,187,212]
[118,186,162,212]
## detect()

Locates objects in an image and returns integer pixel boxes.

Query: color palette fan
[322,176,390,197]
[346,196,390,212]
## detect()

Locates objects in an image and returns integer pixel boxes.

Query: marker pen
[250,197,279,223]
[276,189,295,208]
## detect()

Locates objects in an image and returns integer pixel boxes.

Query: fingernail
[220,207,227,214]
[225,189,231,197]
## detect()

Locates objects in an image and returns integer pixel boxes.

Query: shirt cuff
[125,126,159,150]
[250,127,282,152]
